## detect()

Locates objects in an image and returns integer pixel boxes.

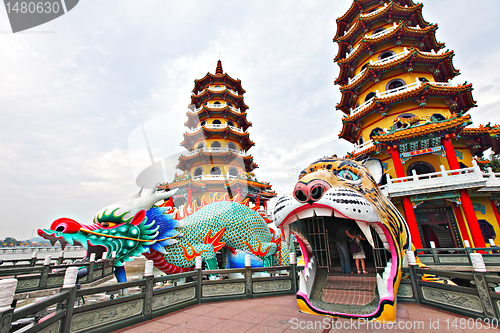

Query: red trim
[490,200,500,240]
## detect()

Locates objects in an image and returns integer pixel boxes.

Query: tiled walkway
[323,274,377,305]
[113,295,493,333]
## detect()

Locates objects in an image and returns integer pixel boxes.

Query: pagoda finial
[216,59,223,75]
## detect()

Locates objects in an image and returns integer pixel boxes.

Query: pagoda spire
[215,60,223,75]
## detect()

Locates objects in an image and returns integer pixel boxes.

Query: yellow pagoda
[335,0,500,249]
[158,60,276,209]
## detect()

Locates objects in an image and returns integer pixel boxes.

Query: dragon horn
[148,183,158,195]
[137,187,144,197]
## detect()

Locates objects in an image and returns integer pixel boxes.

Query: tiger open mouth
[274,186,400,320]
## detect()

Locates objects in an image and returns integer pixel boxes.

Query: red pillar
[452,205,471,245]
[388,146,423,249]
[256,195,260,209]
[442,135,486,248]
[263,200,267,209]
[187,188,192,206]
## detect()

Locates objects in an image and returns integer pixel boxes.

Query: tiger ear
[363,158,383,184]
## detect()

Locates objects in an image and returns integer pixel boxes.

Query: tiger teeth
[297,209,315,220]
[355,220,374,248]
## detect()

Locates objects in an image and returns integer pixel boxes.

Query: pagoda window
[210,167,222,175]
[379,50,395,62]
[228,103,233,107]
[197,142,205,150]
[215,85,221,88]
[386,79,406,91]
[228,167,239,177]
[228,142,237,150]
[194,167,203,177]
[406,161,435,179]
[200,121,207,127]
[372,27,386,36]
[365,92,376,102]
[212,119,222,125]
[214,101,221,105]
[360,63,368,72]
[418,77,429,83]
[227,121,235,127]
[369,127,383,139]
[211,141,221,148]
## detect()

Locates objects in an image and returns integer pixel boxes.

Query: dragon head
[38,188,180,267]
[273,157,411,323]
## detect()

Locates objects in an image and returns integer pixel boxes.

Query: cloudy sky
[0,1,499,240]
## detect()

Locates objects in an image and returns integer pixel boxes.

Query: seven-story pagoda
[336,0,500,249]
[159,61,276,209]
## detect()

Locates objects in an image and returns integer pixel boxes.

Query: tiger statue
[273,157,410,323]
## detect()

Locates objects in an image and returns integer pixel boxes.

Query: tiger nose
[293,180,331,204]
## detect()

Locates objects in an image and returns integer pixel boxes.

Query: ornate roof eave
[191,89,245,103]
[158,179,207,191]
[335,2,426,45]
[337,48,458,87]
[337,82,476,120]
[337,22,443,68]
[372,114,472,143]
[344,143,380,161]
[193,73,246,94]
[461,125,500,154]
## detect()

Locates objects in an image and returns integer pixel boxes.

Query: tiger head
[273,157,411,323]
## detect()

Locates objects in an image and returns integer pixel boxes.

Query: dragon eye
[100,222,117,228]
[338,170,360,181]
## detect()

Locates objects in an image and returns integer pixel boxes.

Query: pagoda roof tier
[461,124,500,154]
[335,2,429,50]
[158,177,274,193]
[191,89,249,112]
[177,149,258,173]
[336,21,444,70]
[371,113,471,144]
[344,141,381,160]
[336,47,458,88]
[337,81,475,129]
[335,0,419,40]
[184,106,252,131]
[180,125,255,151]
[193,74,246,96]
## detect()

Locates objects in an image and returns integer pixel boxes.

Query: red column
[256,195,260,209]
[442,135,486,248]
[388,146,423,249]
[187,188,192,207]
[490,200,500,236]
[263,200,267,209]
[452,205,471,245]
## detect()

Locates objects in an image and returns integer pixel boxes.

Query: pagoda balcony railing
[192,104,242,113]
[183,147,250,157]
[348,48,410,85]
[195,87,239,96]
[380,160,489,198]
[185,124,245,134]
[350,78,456,116]
[353,139,374,154]
[345,22,397,59]
[192,174,239,181]
[359,2,388,18]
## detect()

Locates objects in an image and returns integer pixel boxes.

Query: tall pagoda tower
[159,60,276,209]
[335,0,500,249]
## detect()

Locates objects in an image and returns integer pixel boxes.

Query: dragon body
[38,189,291,282]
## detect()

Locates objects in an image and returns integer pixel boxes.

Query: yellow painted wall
[471,197,500,246]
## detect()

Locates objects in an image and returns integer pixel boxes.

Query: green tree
[488,154,500,173]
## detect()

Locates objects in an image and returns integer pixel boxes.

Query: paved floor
[113,295,495,333]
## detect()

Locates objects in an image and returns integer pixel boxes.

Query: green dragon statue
[38,188,291,282]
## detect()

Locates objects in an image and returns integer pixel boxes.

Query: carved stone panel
[253,280,291,293]
[396,284,413,298]
[152,287,196,310]
[79,276,87,283]
[46,276,64,287]
[483,257,499,264]
[202,283,245,297]
[104,267,113,275]
[93,270,103,278]
[439,257,469,264]
[39,320,60,333]
[474,273,495,318]
[421,286,483,313]
[70,299,143,332]
[419,257,434,264]
[16,279,39,291]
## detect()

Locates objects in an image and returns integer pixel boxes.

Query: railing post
[195,256,202,303]
[88,253,95,282]
[143,260,154,321]
[60,267,78,333]
[0,279,17,332]
[40,255,51,289]
[406,251,421,304]
[429,241,440,265]
[470,253,496,319]
[440,165,449,183]
[58,251,65,265]
[244,255,253,298]
[463,240,473,264]
[30,251,37,267]
[289,253,297,294]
